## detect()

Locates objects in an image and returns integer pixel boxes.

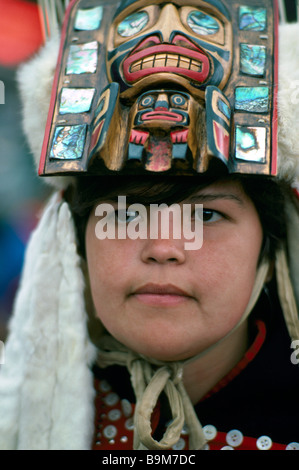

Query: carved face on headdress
[126,88,200,171]
[107,0,233,100]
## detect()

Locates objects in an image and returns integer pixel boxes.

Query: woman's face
[85,178,263,361]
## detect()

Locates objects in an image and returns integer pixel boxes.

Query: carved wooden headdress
[36,0,280,178]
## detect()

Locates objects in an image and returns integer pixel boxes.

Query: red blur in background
[0,0,43,67]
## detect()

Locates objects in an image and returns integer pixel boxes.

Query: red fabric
[201,319,266,400]
[206,432,287,450]
[92,375,289,450]
[93,385,135,450]
[0,0,43,67]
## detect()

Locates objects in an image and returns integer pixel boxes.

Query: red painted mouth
[123,34,210,85]
[141,111,183,122]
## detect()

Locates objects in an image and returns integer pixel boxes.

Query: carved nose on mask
[155,94,169,111]
[156,4,182,43]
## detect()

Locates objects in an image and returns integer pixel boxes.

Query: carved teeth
[154,53,167,68]
[190,60,202,71]
[166,54,179,67]
[130,54,202,73]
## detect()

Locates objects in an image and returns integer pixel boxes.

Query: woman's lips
[132,283,192,306]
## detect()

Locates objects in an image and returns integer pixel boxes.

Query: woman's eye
[115,209,140,223]
[187,10,220,36]
[117,11,149,37]
[194,208,223,223]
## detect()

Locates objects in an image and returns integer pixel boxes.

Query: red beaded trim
[92,377,296,450]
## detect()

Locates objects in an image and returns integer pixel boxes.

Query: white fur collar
[0,194,97,449]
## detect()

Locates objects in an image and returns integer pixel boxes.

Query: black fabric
[194,279,299,444]
[93,362,136,404]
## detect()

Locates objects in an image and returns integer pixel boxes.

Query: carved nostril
[155,106,169,111]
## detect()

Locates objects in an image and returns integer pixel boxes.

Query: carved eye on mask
[108,2,232,99]
[187,10,220,36]
[170,94,188,109]
[140,94,155,108]
[117,10,149,37]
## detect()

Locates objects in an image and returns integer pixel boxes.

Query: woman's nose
[141,237,186,264]
[140,210,187,264]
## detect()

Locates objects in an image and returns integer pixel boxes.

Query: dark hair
[67,174,292,261]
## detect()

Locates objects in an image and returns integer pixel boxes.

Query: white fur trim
[0,194,97,450]
[285,198,299,310]
[277,22,299,181]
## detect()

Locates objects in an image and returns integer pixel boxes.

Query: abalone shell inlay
[66,41,98,75]
[239,6,267,31]
[50,125,87,160]
[117,11,149,37]
[187,10,220,35]
[235,86,269,113]
[59,88,95,114]
[235,126,266,162]
[240,44,266,76]
[74,6,103,31]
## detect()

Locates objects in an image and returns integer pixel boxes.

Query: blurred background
[0,0,51,341]
[0,0,298,341]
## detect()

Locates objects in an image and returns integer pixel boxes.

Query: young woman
[0,0,298,451]
[67,172,299,450]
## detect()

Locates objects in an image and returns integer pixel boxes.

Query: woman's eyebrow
[185,193,245,206]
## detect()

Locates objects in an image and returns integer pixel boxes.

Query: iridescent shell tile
[239,6,267,31]
[66,41,98,75]
[59,88,95,114]
[50,125,86,160]
[118,11,149,37]
[187,10,220,35]
[240,44,266,76]
[235,87,269,113]
[74,6,103,31]
[235,126,266,163]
